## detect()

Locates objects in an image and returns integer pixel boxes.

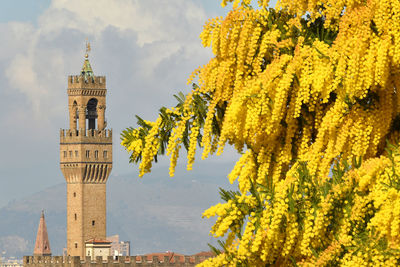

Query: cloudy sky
[0,0,276,209]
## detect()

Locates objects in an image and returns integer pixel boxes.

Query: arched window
[86,98,98,130]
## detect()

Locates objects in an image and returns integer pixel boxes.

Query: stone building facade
[60,51,112,258]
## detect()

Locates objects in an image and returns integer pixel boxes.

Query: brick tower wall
[82,183,106,244]
[66,183,83,257]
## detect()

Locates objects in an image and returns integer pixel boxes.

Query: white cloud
[0,0,224,207]
[6,54,44,113]
[2,0,210,119]
[39,0,207,46]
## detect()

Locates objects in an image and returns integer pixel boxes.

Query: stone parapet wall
[60,129,112,143]
[23,255,210,267]
[68,76,106,89]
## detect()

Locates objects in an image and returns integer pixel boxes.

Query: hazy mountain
[0,161,236,258]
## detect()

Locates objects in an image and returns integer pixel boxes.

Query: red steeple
[33,210,52,256]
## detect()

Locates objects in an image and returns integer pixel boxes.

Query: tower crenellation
[68,75,106,89]
[68,75,106,83]
[60,128,113,139]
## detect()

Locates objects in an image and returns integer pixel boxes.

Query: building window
[63,151,67,158]
[75,243,78,249]
[103,150,108,159]
[73,192,76,197]
[94,150,98,159]
[74,213,77,220]
[92,220,95,226]
[88,251,90,256]
[69,151,72,157]
[86,150,90,158]
[75,150,78,157]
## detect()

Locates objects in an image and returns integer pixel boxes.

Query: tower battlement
[68,75,106,89]
[60,129,112,143]
[23,255,211,267]
[60,128,112,183]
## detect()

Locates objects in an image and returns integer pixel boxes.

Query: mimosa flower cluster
[200,151,400,266]
[121,0,400,265]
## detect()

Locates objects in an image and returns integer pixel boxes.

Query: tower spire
[81,40,94,78]
[33,210,52,256]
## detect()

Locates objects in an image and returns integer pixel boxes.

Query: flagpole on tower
[85,38,91,58]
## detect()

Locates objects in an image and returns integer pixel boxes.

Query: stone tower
[33,211,52,256]
[60,47,112,258]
